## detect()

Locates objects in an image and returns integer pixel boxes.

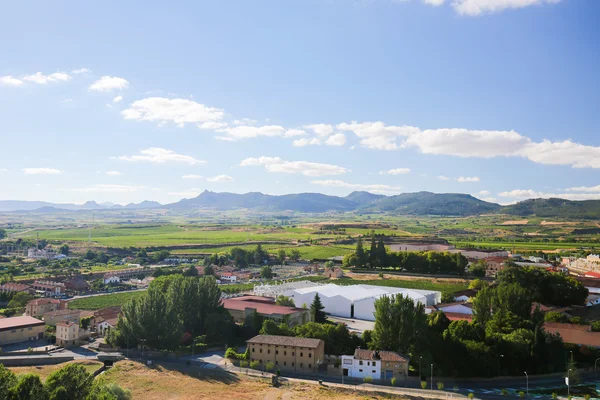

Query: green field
[68,291,146,310]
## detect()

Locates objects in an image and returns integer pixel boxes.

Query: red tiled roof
[585,271,600,278]
[354,348,409,362]
[57,321,77,327]
[544,322,600,347]
[28,298,62,306]
[0,316,44,331]
[0,283,31,292]
[444,312,474,321]
[485,257,509,263]
[247,335,323,348]
[222,298,305,316]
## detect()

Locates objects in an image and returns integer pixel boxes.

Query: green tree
[45,363,94,400]
[0,365,17,398]
[277,249,286,264]
[88,383,132,400]
[468,279,487,291]
[97,253,109,264]
[468,261,487,277]
[275,295,295,307]
[544,311,569,323]
[84,250,96,261]
[290,249,301,262]
[355,237,367,268]
[8,292,33,309]
[59,244,70,256]
[260,266,273,279]
[204,265,215,276]
[254,244,265,265]
[376,238,387,268]
[182,266,198,277]
[369,236,378,268]
[10,373,48,400]
[310,294,326,323]
[0,228,6,240]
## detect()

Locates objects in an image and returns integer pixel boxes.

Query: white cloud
[240,156,350,176]
[337,121,419,150]
[233,118,258,125]
[105,170,123,176]
[437,176,451,181]
[206,174,234,182]
[215,136,236,142]
[566,185,600,193]
[452,0,561,16]
[310,180,402,195]
[457,176,480,183]
[198,121,229,130]
[117,148,205,165]
[72,68,90,74]
[23,72,70,84]
[182,174,204,180]
[380,168,411,175]
[23,167,62,175]
[89,76,129,92]
[112,96,123,103]
[423,0,445,5]
[0,168,8,172]
[498,188,600,201]
[122,97,224,127]
[519,140,600,169]
[68,184,142,193]
[217,125,286,139]
[325,133,346,146]
[477,190,491,196]
[304,124,335,138]
[284,129,307,138]
[0,76,23,86]
[293,137,321,147]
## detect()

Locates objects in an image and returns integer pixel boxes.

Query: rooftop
[44,309,80,317]
[222,297,305,316]
[247,335,323,349]
[57,321,77,327]
[544,322,600,347]
[353,348,409,362]
[0,316,44,331]
[28,298,62,306]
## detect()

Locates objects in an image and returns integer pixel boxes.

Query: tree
[275,295,295,307]
[376,238,387,268]
[469,279,487,291]
[355,237,367,268]
[97,253,109,264]
[260,266,273,279]
[277,249,286,264]
[8,292,33,309]
[290,249,301,262]
[10,373,48,400]
[254,244,265,265]
[203,265,215,276]
[45,363,94,400]
[310,293,326,323]
[88,383,132,400]
[469,261,487,277]
[84,250,96,261]
[80,316,93,331]
[182,266,198,277]
[59,244,70,256]
[0,365,17,398]
[369,236,378,268]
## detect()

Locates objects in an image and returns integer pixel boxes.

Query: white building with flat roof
[283,283,441,321]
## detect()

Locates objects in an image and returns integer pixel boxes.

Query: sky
[0,0,599,206]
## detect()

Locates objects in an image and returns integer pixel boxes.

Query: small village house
[247,335,325,374]
[26,298,66,318]
[219,272,237,283]
[56,321,80,348]
[0,282,32,294]
[324,267,344,279]
[222,296,311,326]
[43,309,84,327]
[0,316,45,345]
[341,349,409,380]
[103,274,121,285]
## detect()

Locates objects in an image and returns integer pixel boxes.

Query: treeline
[204,244,301,268]
[343,237,468,275]
[0,363,130,400]
[365,266,592,378]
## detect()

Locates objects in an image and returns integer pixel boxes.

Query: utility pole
[524,371,528,397]
[430,363,433,390]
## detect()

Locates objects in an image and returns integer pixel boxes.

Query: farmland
[68,291,146,310]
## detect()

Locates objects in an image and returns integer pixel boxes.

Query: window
[252,348,255,353]
[28,327,32,330]
[359,361,363,366]
[300,352,303,357]
[309,353,312,358]
[292,362,294,367]
[300,363,303,368]
[308,364,311,368]
[260,349,263,353]
[276,350,278,355]
[395,364,399,368]
[260,360,263,364]
[292,352,295,356]
[268,350,270,354]
[11,330,16,333]
[386,362,390,367]
[359,369,363,373]
[284,362,287,366]
[372,370,376,373]
[276,361,279,365]
[372,362,376,367]
[284,351,287,356]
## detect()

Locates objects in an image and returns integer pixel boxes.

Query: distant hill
[345,191,385,205]
[501,198,600,219]
[0,200,162,212]
[361,192,501,216]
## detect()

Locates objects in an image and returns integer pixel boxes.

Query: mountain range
[2,191,600,218]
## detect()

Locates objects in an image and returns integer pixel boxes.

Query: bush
[363,375,373,383]
[265,361,275,372]
[519,391,525,398]
[437,382,444,390]
[551,393,557,400]
[390,377,397,386]
[421,381,427,389]
[239,360,249,368]
[584,395,591,400]
[249,361,260,370]
[276,369,281,377]
[468,393,474,399]
[501,389,508,396]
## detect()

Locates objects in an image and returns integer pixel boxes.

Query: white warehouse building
[283,283,441,321]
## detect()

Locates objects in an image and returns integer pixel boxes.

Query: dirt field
[346,271,470,285]
[9,360,103,379]
[501,220,529,225]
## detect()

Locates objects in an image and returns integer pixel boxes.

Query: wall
[248,341,325,374]
[0,355,74,366]
[0,324,45,345]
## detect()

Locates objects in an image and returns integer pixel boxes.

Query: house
[103,274,121,285]
[97,316,119,336]
[222,296,311,326]
[26,298,65,318]
[247,334,325,374]
[0,316,45,345]
[32,280,65,296]
[27,248,56,260]
[449,249,509,260]
[543,322,600,347]
[56,321,80,348]
[341,349,409,380]
[219,272,237,283]
[64,276,90,292]
[586,294,600,307]
[390,243,454,252]
[585,271,600,279]
[324,267,344,279]
[484,257,509,277]
[452,289,478,302]
[91,306,122,332]
[0,282,32,294]
[425,302,474,316]
[43,309,82,327]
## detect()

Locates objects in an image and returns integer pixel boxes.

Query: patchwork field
[68,291,146,310]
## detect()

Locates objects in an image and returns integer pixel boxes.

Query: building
[97,316,119,336]
[64,276,90,292]
[247,335,325,374]
[426,302,474,317]
[27,248,57,260]
[0,282,32,294]
[0,316,45,345]
[26,298,65,318]
[222,296,311,326]
[584,271,600,279]
[484,257,509,277]
[56,321,80,348]
[389,243,454,252]
[543,322,600,347]
[283,283,441,321]
[452,289,478,302]
[341,349,409,380]
[449,249,509,260]
[43,309,82,327]
[219,272,237,283]
[103,274,121,285]
[324,267,344,279]
[92,306,122,332]
[32,280,65,296]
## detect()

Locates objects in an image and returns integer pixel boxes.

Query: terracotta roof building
[0,316,45,345]
[0,282,32,294]
[247,335,325,374]
[222,296,310,326]
[341,349,410,380]
[26,298,65,318]
[544,322,600,347]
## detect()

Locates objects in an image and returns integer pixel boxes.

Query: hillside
[361,192,501,216]
[501,198,600,219]
[345,191,385,205]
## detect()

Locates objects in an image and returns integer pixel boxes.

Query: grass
[8,360,103,379]
[68,291,146,310]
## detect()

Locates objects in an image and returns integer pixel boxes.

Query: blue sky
[1,0,599,205]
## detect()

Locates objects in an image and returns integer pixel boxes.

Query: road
[68,287,148,300]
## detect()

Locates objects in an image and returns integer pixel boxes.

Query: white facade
[341,355,381,379]
[389,243,454,252]
[104,275,121,285]
[283,284,441,321]
[219,274,237,282]
[449,249,510,260]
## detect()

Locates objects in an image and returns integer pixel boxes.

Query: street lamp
[419,356,423,381]
[497,354,504,377]
[570,350,574,362]
[430,364,434,391]
[524,371,528,397]
[567,368,571,398]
